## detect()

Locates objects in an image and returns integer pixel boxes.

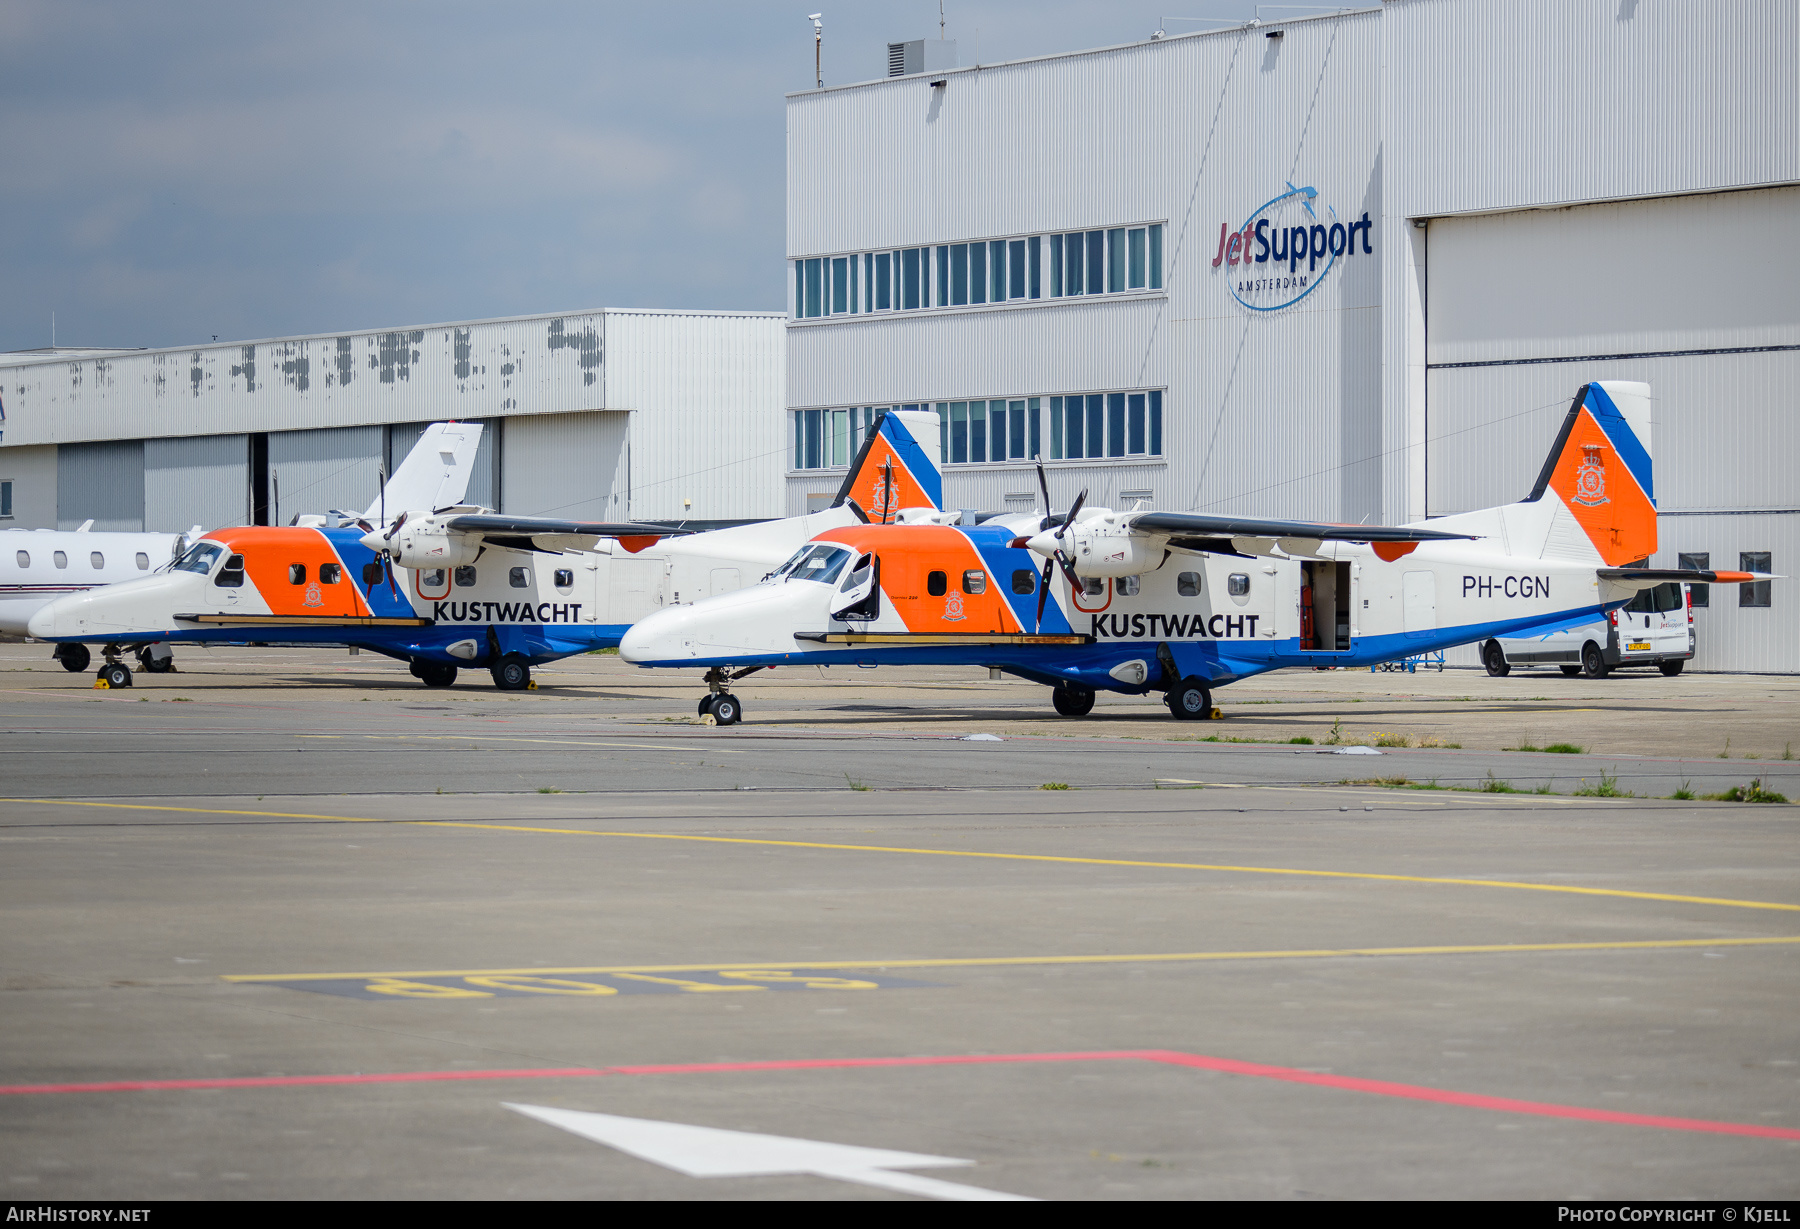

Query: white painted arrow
[505,1103,1036,1201]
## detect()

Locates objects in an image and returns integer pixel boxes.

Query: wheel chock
[699,713,717,726]
[1212,707,1223,719]
[93,679,110,690]
[527,680,538,690]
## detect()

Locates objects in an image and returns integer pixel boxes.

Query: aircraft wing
[1122,511,1474,559]
[439,514,690,554]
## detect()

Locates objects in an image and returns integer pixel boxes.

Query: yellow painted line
[11,798,1799,915]
[222,935,1800,983]
[302,734,746,754]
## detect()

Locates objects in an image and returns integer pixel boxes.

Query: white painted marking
[1332,746,1382,755]
[960,733,1004,742]
[505,1103,1035,1201]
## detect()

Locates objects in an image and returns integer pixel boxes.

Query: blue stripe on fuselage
[965,525,1072,634]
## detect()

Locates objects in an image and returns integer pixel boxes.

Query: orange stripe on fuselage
[846,439,934,520]
[814,525,1020,634]
[1547,407,1657,566]
[204,527,371,618]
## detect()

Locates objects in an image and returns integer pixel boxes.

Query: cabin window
[554,569,574,588]
[289,564,307,584]
[135,553,149,570]
[90,552,104,569]
[1228,574,1250,597]
[362,561,384,586]
[421,569,446,589]
[15,551,28,568]
[1011,569,1036,594]
[454,565,478,587]
[1177,572,1202,597]
[962,570,986,595]
[1081,577,1105,597]
[1116,575,1139,596]
[509,567,530,588]
[320,563,342,584]
[927,570,947,596]
[54,551,68,569]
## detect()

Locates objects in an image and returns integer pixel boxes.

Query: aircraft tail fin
[365,422,485,523]
[1523,381,1656,566]
[832,409,943,519]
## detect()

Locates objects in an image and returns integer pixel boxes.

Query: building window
[0,479,11,518]
[1741,552,1771,608]
[1678,552,1709,607]
[792,223,1162,320]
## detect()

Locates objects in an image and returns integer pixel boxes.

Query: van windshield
[171,542,224,576]
[1624,582,1683,614]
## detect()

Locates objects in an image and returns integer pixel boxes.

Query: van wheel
[1560,665,1580,677]
[1581,643,1609,679]
[1658,660,1684,677]
[1052,684,1096,717]
[1483,641,1510,677]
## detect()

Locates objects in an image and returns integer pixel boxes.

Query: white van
[1482,581,1693,678]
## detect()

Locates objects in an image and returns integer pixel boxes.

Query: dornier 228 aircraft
[620,382,1773,724]
[27,408,947,690]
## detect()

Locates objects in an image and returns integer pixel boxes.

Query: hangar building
[782,0,1798,672]
[0,308,784,535]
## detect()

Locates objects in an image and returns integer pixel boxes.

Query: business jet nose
[621,581,824,666]
[26,602,61,640]
[619,603,699,664]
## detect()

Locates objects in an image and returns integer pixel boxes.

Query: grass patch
[1703,779,1789,804]
[1480,771,1520,793]
[536,787,563,794]
[1342,776,1414,788]
[1323,717,1345,746]
[1718,737,1731,759]
[1784,743,1795,762]
[1542,743,1585,755]
[1288,736,1314,745]
[1417,735,1462,749]
[1668,779,1695,800]
[1040,782,1071,791]
[1573,771,1632,798]
[1373,731,1411,748]
[585,647,620,655]
[845,774,873,792]
[1509,739,1542,752]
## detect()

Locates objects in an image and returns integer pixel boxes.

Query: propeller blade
[1034,557,1054,632]
[383,554,397,598]
[1056,489,1088,540]
[1035,457,1052,528]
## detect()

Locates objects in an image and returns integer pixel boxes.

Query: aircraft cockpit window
[454,565,478,587]
[791,545,852,586]
[215,554,246,588]
[90,552,104,569]
[289,564,307,584]
[767,546,813,582]
[15,551,28,568]
[53,551,67,569]
[134,553,149,570]
[962,570,987,595]
[172,542,223,575]
[927,570,948,596]
[1011,569,1036,595]
[1177,572,1202,597]
[320,563,341,585]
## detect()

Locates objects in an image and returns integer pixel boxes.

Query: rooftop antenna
[809,13,822,88]
[939,0,946,38]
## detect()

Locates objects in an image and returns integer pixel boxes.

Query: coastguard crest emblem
[303,582,324,608]
[943,589,966,622]
[1573,444,1609,507]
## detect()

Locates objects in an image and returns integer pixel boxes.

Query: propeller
[1034,456,1053,530]
[1033,486,1087,632]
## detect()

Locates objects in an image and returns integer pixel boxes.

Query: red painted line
[5,1049,1797,1142]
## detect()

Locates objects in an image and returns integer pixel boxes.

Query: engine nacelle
[370,515,482,570]
[1027,517,1166,578]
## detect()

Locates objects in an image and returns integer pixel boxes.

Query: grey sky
[1,0,1263,352]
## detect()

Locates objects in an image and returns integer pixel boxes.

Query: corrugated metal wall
[786,10,1386,522]
[500,411,629,520]
[57,440,144,531]
[144,435,248,533]
[0,444,58,530]
[269,426,383,526]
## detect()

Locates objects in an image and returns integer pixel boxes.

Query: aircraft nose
[26,602,60,640]
[619,604,693,664]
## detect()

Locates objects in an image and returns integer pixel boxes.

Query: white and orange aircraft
[620,382,1771,724]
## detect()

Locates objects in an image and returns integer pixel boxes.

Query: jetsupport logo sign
[1212,182,1373,312]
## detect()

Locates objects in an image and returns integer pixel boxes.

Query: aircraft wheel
[1482,640,1510,677]
[709,693,742,726]
[56,644,90,673]
[490,655,532,691]
[1580,642,1609,679]
[140,652,174,674]
[1166,677,1213,721]
[1559,664,1581,677]
[419,663,458,688]
[100,663,133,689]
[1659,660,1684,677]
[1051,684,1095,717]
[698,694,717,716]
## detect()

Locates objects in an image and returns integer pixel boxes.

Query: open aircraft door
[830,553,881,622]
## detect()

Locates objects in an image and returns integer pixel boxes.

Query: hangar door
[1424,185,1800,673]
[501,411,629,520]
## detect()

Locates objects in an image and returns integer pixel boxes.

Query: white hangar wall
[0,308,784,534]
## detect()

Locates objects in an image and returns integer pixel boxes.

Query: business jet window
[54,551,68,569]
[15,551,28,568]
[454,565,477,587]
[135,553,149,570]
[509,567,530,588]
[289,564,307,584]
[172,542,221,575]
[1228,574,1250,596]
[1177,572,1202,597]
[1011,569,1036,594]
[1116,575,1139,596]
[320,563,342,584]
[90,552,104,569]
[927,570,948,596]
[792,546,852,586]
[962,570,987,595]
[554,569,574,588]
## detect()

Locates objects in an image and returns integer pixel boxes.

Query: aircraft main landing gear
[55,644,90,673]
[137,644,175,674]
[411,660,458,688]
[490,654,531,691]
[1166,676,1214,720]
[1051,683,1095,717]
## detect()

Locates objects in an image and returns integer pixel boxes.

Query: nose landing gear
[698,665,763,726]
[53,643,90,673]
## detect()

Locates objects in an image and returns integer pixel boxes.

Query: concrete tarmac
[1,645,1796,1199]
